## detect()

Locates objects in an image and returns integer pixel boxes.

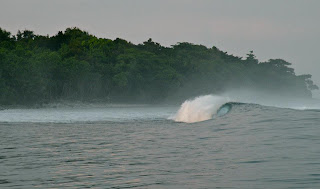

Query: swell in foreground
[1,97,320,188]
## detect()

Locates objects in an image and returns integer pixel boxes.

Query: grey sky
[1,0,319,97]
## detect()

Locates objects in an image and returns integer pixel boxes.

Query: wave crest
[172,95,229,123]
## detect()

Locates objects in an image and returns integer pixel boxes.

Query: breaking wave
[171,94,320,123]
[172,95,231,123]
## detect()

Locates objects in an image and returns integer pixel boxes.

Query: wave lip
[172,95,230,123]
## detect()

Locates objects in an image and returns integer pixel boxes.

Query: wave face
[172,95,229,123]
[172,92,320,123]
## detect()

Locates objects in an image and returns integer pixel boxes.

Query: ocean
[1,95,320,188]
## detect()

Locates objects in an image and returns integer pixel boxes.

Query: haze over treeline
[0,27,318,105]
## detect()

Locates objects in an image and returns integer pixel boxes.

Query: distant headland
[0,27,318,105]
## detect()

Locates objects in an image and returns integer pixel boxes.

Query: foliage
[0,27,317,105]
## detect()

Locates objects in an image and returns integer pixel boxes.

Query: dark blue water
[1,103,320,188]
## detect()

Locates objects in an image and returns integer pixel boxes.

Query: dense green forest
[0,27,318,105]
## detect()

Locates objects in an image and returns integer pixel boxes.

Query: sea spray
[172,95,229,123]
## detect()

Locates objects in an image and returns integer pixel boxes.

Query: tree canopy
[0,27,318,105]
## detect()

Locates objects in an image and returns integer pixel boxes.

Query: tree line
[0,27,318,105]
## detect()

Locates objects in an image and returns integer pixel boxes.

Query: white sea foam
[0,105,177,123]
[172,95,229,123]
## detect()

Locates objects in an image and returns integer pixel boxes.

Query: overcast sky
[1,0,320,98]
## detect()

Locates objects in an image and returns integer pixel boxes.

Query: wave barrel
[172,95,229,123]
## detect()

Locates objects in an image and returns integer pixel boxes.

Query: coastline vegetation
[0,27,318,105]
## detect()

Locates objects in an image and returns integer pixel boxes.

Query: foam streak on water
[0,105,177,123]
[172,95,229,123]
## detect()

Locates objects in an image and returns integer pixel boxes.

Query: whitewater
[172,94,320,123]
[1,94,320,188]
[172,95,230,123]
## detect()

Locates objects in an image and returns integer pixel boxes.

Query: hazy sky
[1,0,320,98]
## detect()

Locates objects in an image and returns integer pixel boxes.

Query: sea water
[1,96,320,188]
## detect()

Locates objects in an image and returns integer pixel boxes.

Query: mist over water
[222,89,320,110]
[1,91,320,124]
[0,105,178,123]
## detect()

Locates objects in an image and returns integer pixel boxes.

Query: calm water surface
[1,104,320,188]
